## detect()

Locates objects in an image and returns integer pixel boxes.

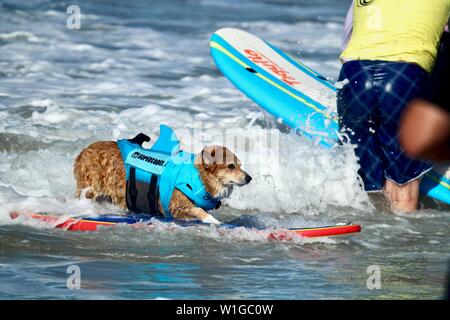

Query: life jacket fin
[150,124,181,156]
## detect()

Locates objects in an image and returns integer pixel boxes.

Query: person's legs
[338,61,432,212]
[337,61,385,192]
[377,62,432,211]
[384,179,420,212]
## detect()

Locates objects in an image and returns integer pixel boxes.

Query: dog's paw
[202,214,221,225]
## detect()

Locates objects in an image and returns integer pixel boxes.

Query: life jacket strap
[147,174,160,214]
[127,167,138,212]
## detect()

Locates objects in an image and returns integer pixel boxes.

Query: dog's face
[198,146,252,191]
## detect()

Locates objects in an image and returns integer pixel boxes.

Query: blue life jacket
[117,125,221,217]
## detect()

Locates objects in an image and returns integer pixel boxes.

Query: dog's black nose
[245,174,252,183]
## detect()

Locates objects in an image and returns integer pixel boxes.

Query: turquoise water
[0,0,449,299]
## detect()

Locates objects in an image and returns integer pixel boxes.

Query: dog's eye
[227,164,236,170]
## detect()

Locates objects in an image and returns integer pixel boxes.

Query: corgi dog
[73,136,252,224]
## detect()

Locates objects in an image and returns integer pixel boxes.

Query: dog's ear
[201,146,217,171]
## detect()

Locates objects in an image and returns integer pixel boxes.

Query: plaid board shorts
[337,60,432,192]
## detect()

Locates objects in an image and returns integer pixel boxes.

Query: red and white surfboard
[10,211,361,240]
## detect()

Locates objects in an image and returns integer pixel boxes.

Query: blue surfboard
[210,27,450,205]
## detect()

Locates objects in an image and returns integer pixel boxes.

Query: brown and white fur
[73,141,251,224]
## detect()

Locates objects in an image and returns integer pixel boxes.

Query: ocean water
[0,0,449,299]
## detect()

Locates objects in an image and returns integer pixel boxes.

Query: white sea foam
[0,111,370,225]
[335,78,349,89]
[0,31,41,42]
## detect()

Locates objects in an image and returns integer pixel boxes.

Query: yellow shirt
[341,0,450,72]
